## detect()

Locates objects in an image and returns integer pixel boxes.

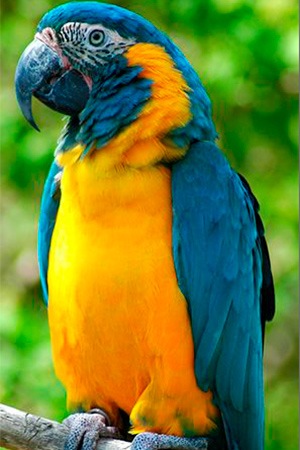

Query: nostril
[39,27,57,45]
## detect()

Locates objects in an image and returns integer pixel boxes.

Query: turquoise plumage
[172,141,274,449]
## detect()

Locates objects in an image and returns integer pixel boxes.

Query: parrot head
[15,2,216,154]
[15,2,148,130]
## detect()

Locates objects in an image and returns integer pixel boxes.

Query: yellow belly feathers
[47,43,219,436]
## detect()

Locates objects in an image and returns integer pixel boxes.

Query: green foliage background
[1,0,298,449]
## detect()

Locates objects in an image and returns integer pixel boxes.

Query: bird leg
[63,408,123,450]
[131,432,211,449]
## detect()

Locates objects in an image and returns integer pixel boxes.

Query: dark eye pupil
[89,30,104,46]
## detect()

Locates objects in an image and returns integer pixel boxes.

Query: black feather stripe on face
[55,22,135,74]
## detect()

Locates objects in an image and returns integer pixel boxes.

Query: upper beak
[15,39,90,131]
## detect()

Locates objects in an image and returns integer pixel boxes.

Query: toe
[63,413,100,450]
[131,433,160,450]
[131,432,209,450]
[63,412,122,450]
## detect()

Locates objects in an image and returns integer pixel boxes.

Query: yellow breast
[48,160,217,435]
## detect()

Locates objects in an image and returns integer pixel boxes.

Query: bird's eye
[88,29,105,47]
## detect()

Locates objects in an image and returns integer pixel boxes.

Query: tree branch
[0,404,131,450]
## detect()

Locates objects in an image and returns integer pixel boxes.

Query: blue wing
[37,160,62,305]
[172,141,274,450]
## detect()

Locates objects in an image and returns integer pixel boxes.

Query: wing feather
[37,161,61,304]
[172,141,274,450]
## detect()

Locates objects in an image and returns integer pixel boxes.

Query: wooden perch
[0,404,131,450]
[0,404,213,450]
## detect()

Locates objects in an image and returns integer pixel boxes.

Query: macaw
[15,2,275,450]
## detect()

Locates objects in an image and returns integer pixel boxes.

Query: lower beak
[15,39,90,131]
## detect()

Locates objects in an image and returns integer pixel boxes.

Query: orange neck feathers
[56,43,192,173]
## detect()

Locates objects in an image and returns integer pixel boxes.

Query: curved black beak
[15,39,90,131]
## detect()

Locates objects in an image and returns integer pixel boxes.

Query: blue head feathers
[17,2,217,151]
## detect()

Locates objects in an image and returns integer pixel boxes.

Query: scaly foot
[131,432,210,449]
[63,409,123,450]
